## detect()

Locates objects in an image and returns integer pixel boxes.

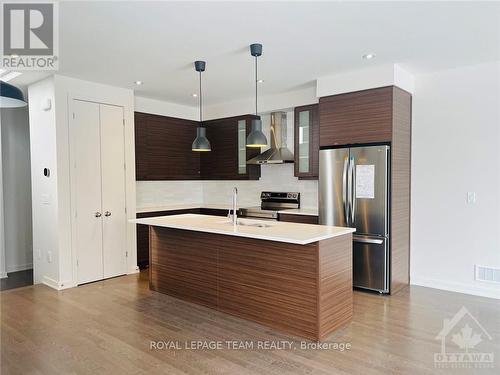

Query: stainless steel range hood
[247,111,294,164]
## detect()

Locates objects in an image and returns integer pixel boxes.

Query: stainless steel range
[239,192,300,220]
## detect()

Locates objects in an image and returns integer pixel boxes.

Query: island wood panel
[278,213,319,224]
[149,228,218,308]
[148,226,353,340]
[390,87,412,294]
[136,208,200,269]
[319,86,394,146]
[135,112,200,180]
[317,234,353,339]
[218,237,318,339]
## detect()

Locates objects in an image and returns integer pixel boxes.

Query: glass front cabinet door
[294,104,319,179]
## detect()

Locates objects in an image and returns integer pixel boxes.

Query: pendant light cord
[255,56,258,116]
[199,71,202,123]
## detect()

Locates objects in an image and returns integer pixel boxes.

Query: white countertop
[132,214,355,245]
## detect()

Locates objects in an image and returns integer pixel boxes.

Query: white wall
[204,86,317,120]
[316,63,415,97]
[135,96,198,121]
[29,75,137,289]
[0,114,6,278]
[411,61,500,299]
[28,77,59,285]
[1,107,33,273]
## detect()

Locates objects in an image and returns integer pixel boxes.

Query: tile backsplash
[202,164,318,208]
[136,181,203,208]
[136,164,318,209]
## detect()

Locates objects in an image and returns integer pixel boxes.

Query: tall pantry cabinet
[70,100,127,284]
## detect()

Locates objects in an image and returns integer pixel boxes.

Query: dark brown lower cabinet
[279,213,319,225]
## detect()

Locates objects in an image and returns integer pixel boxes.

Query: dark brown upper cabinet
[200,115,261,180]
[319,86,396,147]
[294,104,319,179]
[135,112,201,180]
[135,112,261,181]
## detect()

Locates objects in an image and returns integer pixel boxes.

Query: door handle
[342,157,349,224]
[353,235,384,245]
[350,157,356,225]
[95,212,102,218]
[104,211,112,217]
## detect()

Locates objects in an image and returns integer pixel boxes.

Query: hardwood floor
[1,271,499,375]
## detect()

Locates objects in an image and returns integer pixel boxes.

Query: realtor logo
[1,1,58,70]
[434,306,494,369]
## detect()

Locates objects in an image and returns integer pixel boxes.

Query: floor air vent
[475,265,500,283]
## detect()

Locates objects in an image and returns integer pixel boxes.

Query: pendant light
[0,81,27,108]
[192,60,211,152]
[246,43,268,148]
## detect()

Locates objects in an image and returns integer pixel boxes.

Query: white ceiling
[13,1,500,106]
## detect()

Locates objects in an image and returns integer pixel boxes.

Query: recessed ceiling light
[257,79,264,83]
[362,53,376,60]
[192,93,198,97]
[134,80,143,85]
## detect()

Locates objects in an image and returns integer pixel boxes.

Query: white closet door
[72,100,104,284]
[99,104,127,278]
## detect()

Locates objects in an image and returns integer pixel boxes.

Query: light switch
[47,251,52,263]
[467,192,476,204]
[41,194,50,205]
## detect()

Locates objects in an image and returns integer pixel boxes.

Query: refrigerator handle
[342,157,349,225]
[349,156,356,225]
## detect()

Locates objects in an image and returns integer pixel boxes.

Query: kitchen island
[134,214,355,341]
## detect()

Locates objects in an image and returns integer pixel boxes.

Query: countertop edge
[132,215,355,245]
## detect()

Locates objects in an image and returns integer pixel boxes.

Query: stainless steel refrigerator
[319,145,390,293]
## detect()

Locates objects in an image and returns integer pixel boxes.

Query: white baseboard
[6,263,33,273]
[411,276,500,299]
[42,276,60,290]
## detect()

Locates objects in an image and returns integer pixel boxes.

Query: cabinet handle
[104,211,112,217]
[95,212,102,218]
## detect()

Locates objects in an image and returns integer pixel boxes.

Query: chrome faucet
[228,187,238,226]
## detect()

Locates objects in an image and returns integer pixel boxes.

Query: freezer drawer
[353,235,389,293]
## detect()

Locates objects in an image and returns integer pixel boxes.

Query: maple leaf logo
[451,324,482,352]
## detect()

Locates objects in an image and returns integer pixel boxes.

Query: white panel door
[99,104,127,278]
[72,100,104,284]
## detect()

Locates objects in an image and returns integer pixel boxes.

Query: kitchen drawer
[278,213,319,225]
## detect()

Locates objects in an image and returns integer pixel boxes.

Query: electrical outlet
[467,192,476,204]
[47,251,52,263]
